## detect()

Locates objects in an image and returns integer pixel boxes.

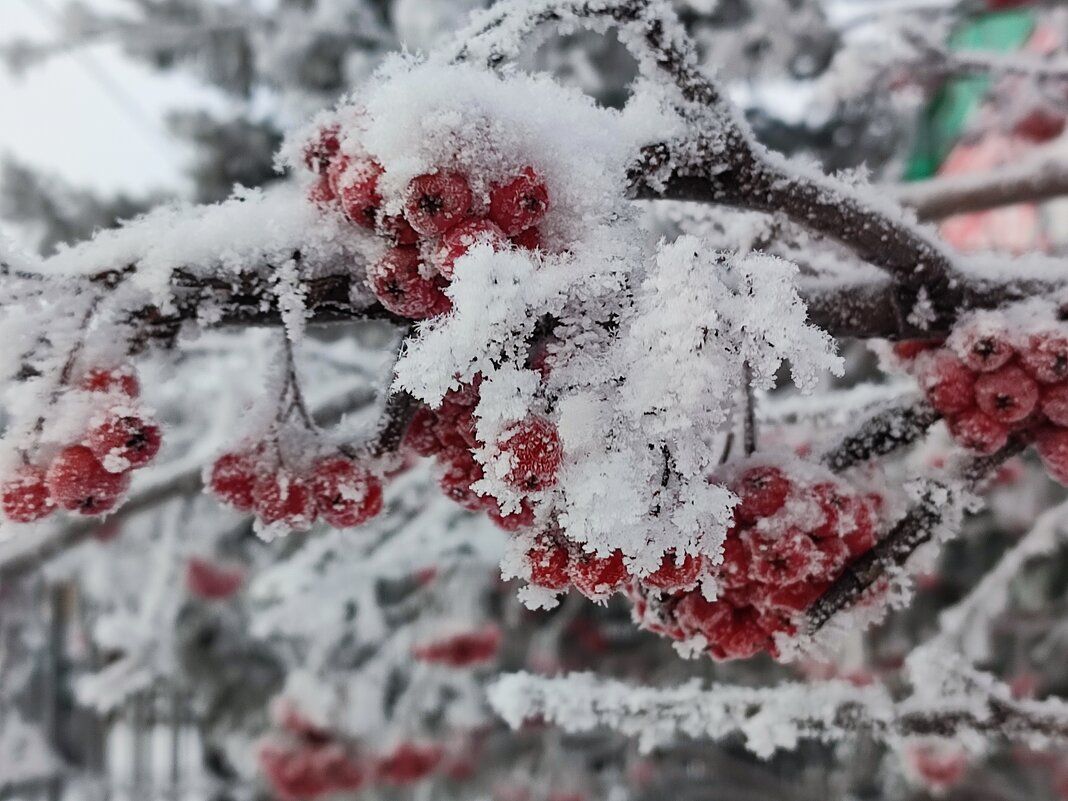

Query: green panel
[903,10,1036,181]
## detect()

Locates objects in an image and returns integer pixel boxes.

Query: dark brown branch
[821,402,941,473]
[808,436,1029,632]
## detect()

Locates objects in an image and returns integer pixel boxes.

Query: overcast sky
[0,0,230,247]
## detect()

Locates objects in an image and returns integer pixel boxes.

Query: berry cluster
[260,700,472,800]
[303,126,549,320]
[402,378,562,531]
[411,625,502,667]
[208,449,384,533]
[896,319,1068,482]
[624,465,880,660]
[1,367,160,523]
[523,527,704,602]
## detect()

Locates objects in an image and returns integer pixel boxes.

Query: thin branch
[821,402,941,473]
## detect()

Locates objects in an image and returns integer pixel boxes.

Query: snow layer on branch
[489,671,893,757]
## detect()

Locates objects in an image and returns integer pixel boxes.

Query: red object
[412,626,502,666]
[527,538,571,590]
[974,365,1039,423]
[185,558,244,600]
[1037,427,1068,485]
[921,353,976,415]
[946,410,1010,456]
[209,452,259,511]
[404,171,473,237]
[46,446,130,515]
[499,417,563,491]
[570,549,628,600]
[367,247,452,319]
[253,472,318,530]
[336,158,383,228]
[81,367,140,397]
[1021,332,1068,384]
[489,167,550,236]
[376,743,445,785]
[954,327,1014,372]
[1042,383,1068,426]
[1,465,53,523]
[435,218,506,278]
[87,415,162,469]
[302,126,340,174]
[403,405,444,456]
[309,456,383,528]
[729,466,791,525]
[511,226,542,251]
[644,551,703,591]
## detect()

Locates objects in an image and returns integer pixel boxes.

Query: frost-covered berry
[81,367,139,397]
[308,175,337,206]
[643,551,703,592]
[309,456,383,528]
[748,528,820,584]
[377,743,444,785]
[185,557,244,600]
[499,417,563,491]
[907,744,968,790]
[1037,427,1068,485]
[947,410,1009,455]
[208,452,258,511]
[404,171,473,237]
[367,247,452,320]
[570,550,628,599]
[403,406,443,456]
[87,415,162,470]
[921,353,975,415]
[1,465,53,523]
[303,126,340,174]
[337,158,383,229]
[1041,383,1068,426]
[527,538,570,590]
[954,326,1014,372]
[974,365,1039,423]
[253,472,318,531]
[511,226,542,251]
[1021,332,1068,384]
[729,466,790,526]
[489,167,550,236]
[485,497,535,531]
[435,218,506,279]
[438,449,485,511]
[378,214,420,246]
[46,445,130,515]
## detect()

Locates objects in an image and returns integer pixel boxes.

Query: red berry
[570,550,628,599]
[309,456,383,528]
[377,743,444,785]
[81,368,139,397]
[253,472,318,531]
[438,449,484,511]
[643,551,703,592]
[485,497,535,531]
[729,466,791,526]
[909,745,968,789]
[921,353,975,415]
[404,171,473,237]
[1021,332,1068,384]
[974,365,1039,423]
[308,175,336,206]
[954,326,1014,372]
[748,529,819,585]
[842,502,876,557]
[46,445,130,515]
[411,626,502,666]
[527,539,571,589]
[499,417,563,491]
[1014,106,1065,143]
[893,340,941,361]
[718,535,752,588]
[378,214,420,246]
[403,406,443,457]
[303,126,340,174]
[1042,383,1068,427]
[209,452,258,511]
[1,465,53,523]
[673,591,734,641]
[489,167,550,236]
[87,415,162,470]
[511,226,542,251]
[767,578,831,612]
[435,218,506,279]
[313,745,368,793]
[336,158,383,228]
[367,247,452,320]
[1037,427,1068,485]
[947,410,1009,455]
[185,557,244,600]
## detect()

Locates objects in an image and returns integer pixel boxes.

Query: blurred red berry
[1,465,53,523]
[46,445,130,515]
[209,452,259,511]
